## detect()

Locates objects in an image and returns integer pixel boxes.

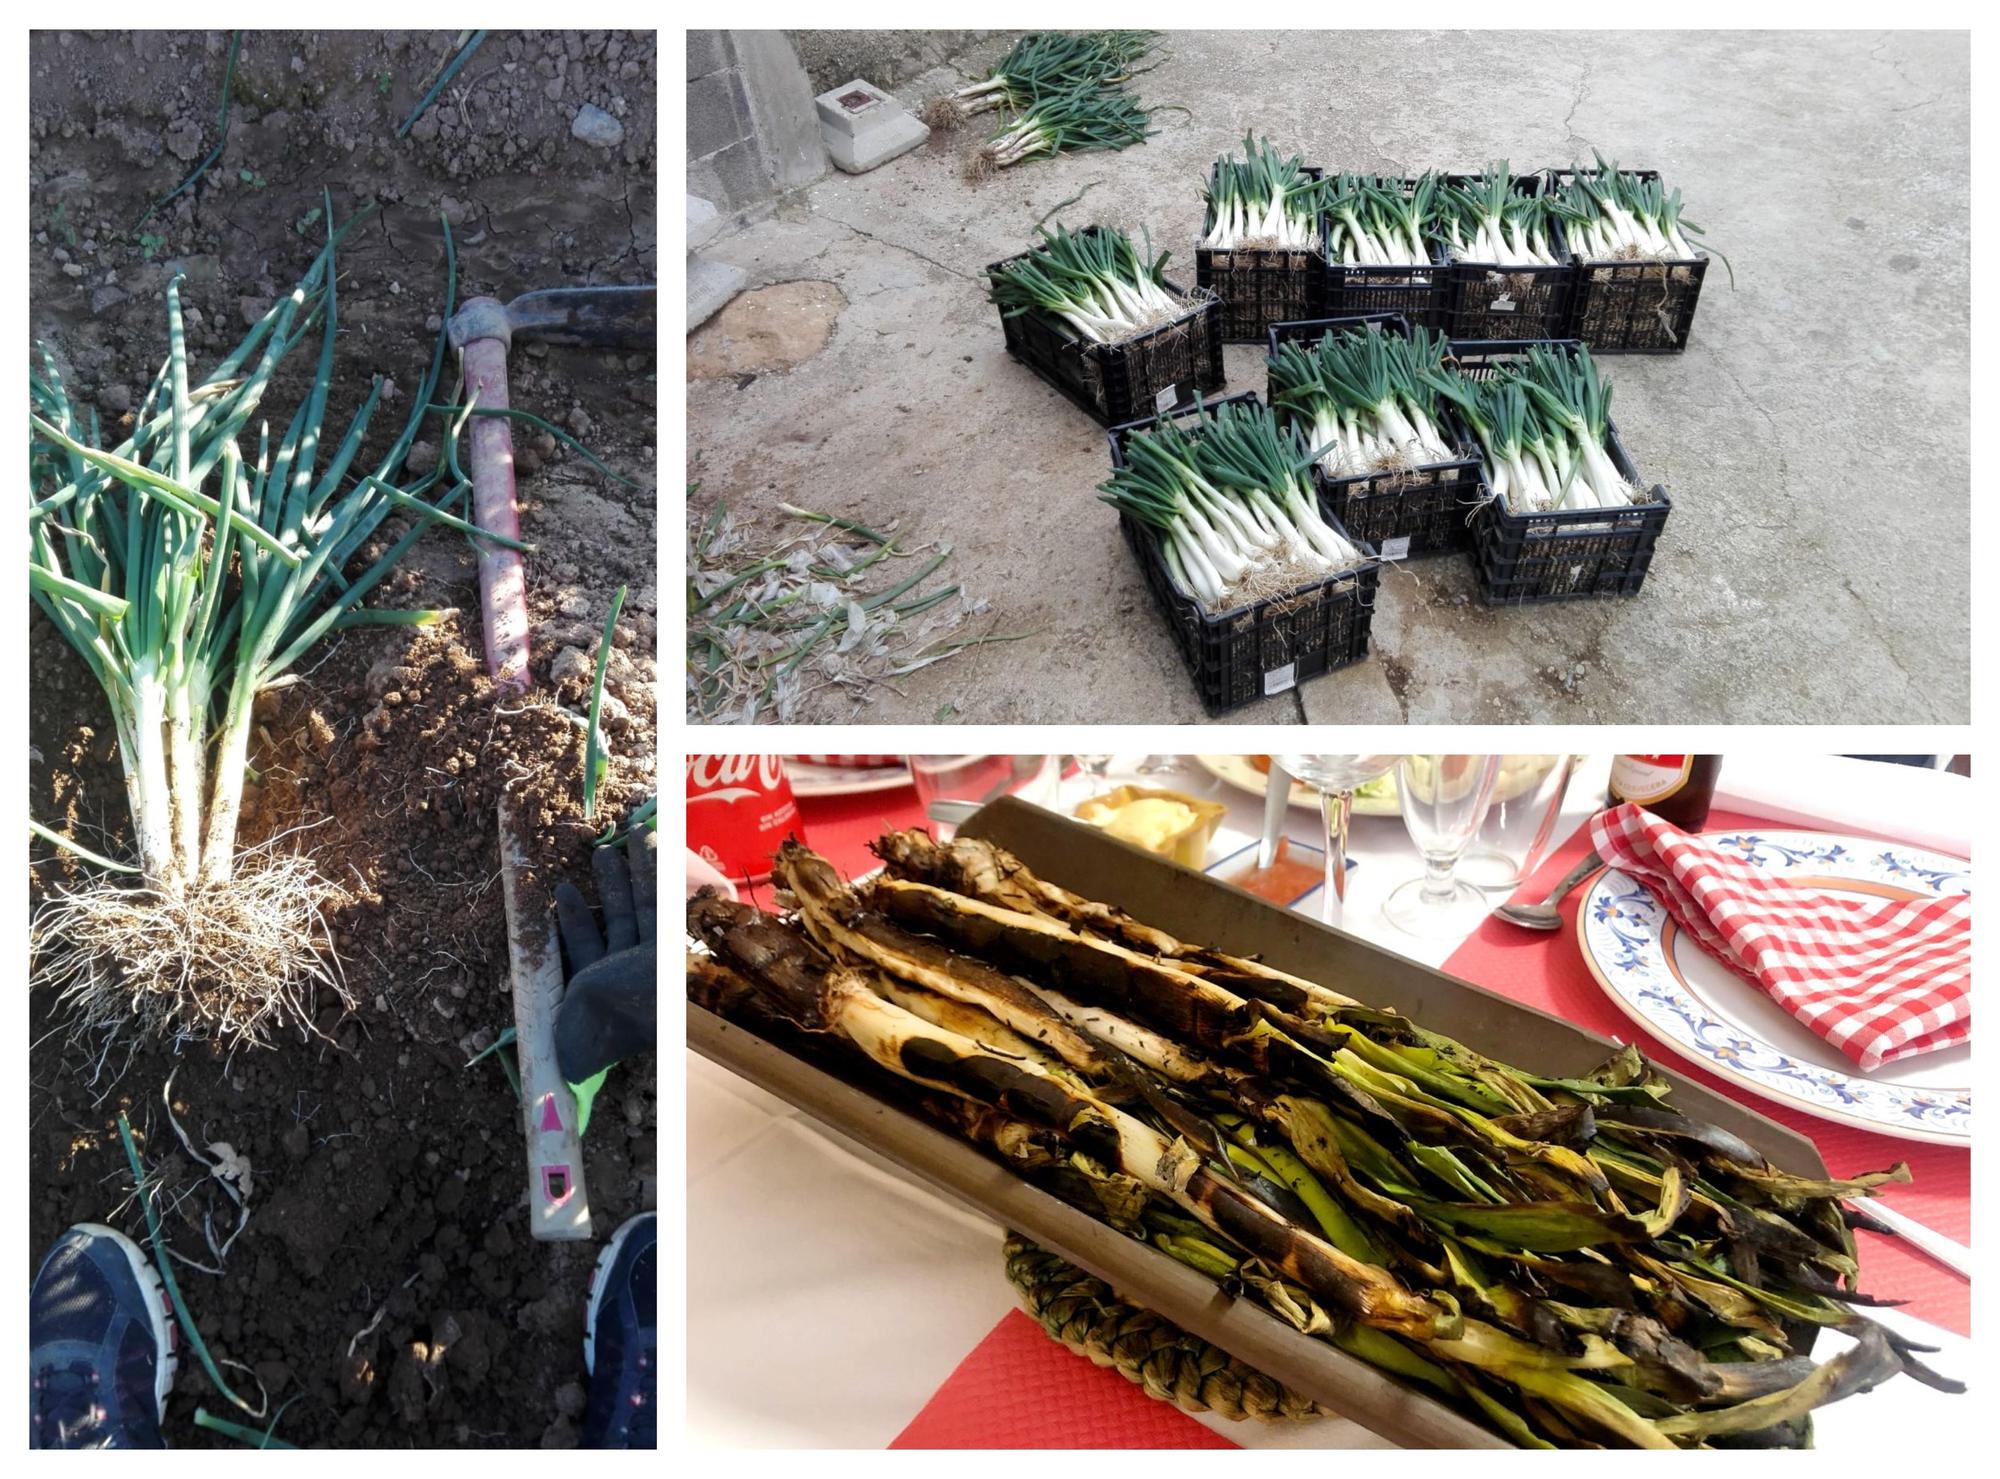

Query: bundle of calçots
[932,31,1165,176]
[1096,399,1364,613]
[1267,324,1458,477]
[987,223,1193,346]
[1436,167,1563,267]
[1427,343,1645,514]
[688,833,1960,1449]
[1200,135,1323,251]
[1549,153,1712,265]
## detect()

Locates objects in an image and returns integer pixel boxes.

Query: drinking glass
[907,755,1060,837]
[1462,755,1579,893]
[1072,755,1116,798]
[1384,754,1503,938]
[1272,753,1399,927]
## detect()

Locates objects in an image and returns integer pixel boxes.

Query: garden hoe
[447,283,655,694]
[454,283,652,1241]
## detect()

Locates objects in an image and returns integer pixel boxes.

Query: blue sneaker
[29,1223,177,1449]
[581,1211,655,1448]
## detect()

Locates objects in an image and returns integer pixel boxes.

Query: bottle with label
[687,754,803,885]
[1606,755,1722,829]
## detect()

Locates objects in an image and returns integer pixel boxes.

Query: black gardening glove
[552,828,657,1082]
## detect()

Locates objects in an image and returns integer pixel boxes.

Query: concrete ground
[687,29,1969,724]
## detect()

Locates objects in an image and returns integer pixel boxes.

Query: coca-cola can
[687,754,804,885]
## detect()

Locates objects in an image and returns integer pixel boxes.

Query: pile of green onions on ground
[690,834,1961,1450]
[988,223,1194,346]
[929,30,1156,125]
[933,31,1165,177]
[1323,173,1439,268]
[973,86,1159,175]
[1437,166,1562,266]
[28,200,500,1050]
[1426,344,1644,514]
[1098,399,1362,611]
[1200,135,1323,251]
[1268,325,1459,477]
[1550,153,1710,263]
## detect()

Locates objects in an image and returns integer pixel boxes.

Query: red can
[686,754,804,885]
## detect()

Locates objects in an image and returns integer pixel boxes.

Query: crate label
[1379,535,1412,561]
[1489,293,1518,312]
[1263,662,1298,696]
[1155,383,1181,415]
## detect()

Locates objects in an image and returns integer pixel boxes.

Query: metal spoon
[1494,850,1603,930]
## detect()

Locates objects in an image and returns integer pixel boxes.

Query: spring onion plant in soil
[689,834,1963,1449]
[686,496,1025,724]
[1200,136,1323,252]
[27,201,511,1052]
[987,223,1197,346]
[1324,173,1441,268]
[924,30,1159,129]
[1436,167,1562,267]
[1425,344,1647,515]
[1267,325,1458,477]
[1099,399,1363,613]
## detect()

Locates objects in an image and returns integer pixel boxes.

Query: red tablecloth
[890,1310,1234,1450]
[835,793,1970,1446]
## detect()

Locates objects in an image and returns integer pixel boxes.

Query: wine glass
[1272,753,1399,927]
[1384,755,1503,938]
[1462,755,1578,893]
[1072,755,1116,798]
[907,755,1060,838]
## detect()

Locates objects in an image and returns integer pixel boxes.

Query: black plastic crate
[1446,338,1671,604]
[1266,314,1484,560]
[1435,173,1577,342]
[1549,168,1709,353]
[1320,176,1445,326]
[1195,165,1327,345]
[986,230,1226,426]
[1107,392,1382,712]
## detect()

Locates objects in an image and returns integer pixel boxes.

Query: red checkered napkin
[1588,804,1971,1071]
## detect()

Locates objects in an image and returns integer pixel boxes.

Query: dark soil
[28,30,657,1449]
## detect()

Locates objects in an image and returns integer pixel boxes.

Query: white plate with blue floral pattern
[1576,830,1971,1146]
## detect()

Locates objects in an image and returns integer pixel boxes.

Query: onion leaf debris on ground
[689,834,1963,1449]
[686,495,1029,723]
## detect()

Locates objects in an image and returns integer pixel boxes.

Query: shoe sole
[583,1212,652,1377]
[72,1223,179,1418]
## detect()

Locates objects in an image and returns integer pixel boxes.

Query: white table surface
[686,755,1972,1449]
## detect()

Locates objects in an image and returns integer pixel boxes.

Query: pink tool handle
[457,300,533,693]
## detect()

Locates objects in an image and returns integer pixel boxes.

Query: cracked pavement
[686,28,1969,723]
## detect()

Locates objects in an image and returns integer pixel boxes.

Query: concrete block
[730,30,826,193]
[814,79,928,175]
[689,254,747,331]
[686,29,733,80]
[687,194,723,252]
[687,69,751,160]
[702,138,769,215]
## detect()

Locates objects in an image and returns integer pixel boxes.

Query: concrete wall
[789,29,1008,98]
[686,30,824,219]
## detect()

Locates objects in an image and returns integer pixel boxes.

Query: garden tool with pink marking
[447,285,655,693]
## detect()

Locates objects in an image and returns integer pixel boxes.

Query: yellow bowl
[1072,786,1228,870]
